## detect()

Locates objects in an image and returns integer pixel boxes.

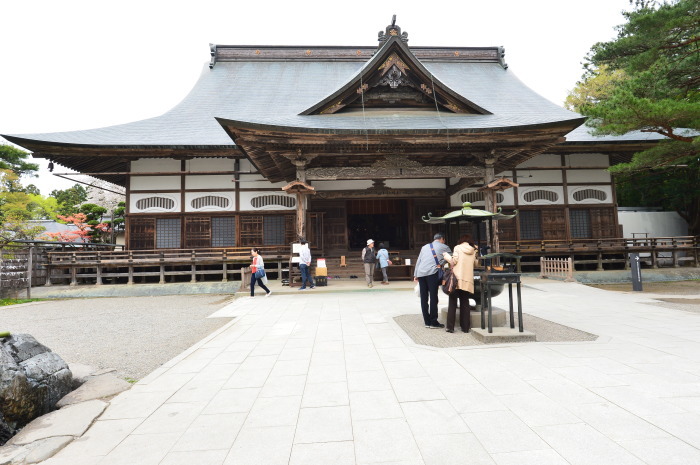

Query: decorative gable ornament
[378,15,409,43]
[302,18,490,116]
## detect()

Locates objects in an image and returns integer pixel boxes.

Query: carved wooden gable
[301,26,490,116]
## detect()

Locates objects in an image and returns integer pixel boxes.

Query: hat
[367,239,374,245]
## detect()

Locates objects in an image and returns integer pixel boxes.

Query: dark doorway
[347,199,409,249]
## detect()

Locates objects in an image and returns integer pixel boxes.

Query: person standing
[442,234,477,333]
[249,248,272,297]
[362,239,377,288]
[377,243,391,284]
[298,239,315,290]
[414,233,451,328]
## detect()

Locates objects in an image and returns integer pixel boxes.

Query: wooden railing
[500,236,699,271]
[44,246,292,286]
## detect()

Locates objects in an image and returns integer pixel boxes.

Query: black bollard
[629,253,643,292]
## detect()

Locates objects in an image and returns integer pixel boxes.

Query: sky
[0,0,634,195]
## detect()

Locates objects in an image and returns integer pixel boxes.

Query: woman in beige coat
[442,234,477,333]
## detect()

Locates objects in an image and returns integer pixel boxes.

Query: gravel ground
[394,313,598,348]
[0,295,234,380]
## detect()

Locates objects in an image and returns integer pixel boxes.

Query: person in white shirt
[298,240,315,290]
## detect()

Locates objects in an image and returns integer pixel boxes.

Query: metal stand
[479,272,523,333]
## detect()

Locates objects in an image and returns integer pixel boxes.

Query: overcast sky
[0,0,633,194]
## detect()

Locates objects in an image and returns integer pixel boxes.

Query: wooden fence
[540,257,574,282]
[501,236,699,272]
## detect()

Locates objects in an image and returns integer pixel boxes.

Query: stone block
[57,374,131,408]
[471,327,536,344]
[8,400,107,446]
[440,307,507,328]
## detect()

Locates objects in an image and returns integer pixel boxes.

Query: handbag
[441,268,458,295]
[429,243,444,281]
[254,268,266,279]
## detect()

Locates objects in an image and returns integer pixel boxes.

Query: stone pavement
[42,278,700,465]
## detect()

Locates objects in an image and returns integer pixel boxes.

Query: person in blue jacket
[377,243,391,284]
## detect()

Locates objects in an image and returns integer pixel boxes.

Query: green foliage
[568,0,700,234]
[50,184,88,216]
[0,300,42,307]
[0,145,39,177]
[0,213,46,246]
[569,0,699,144]
[614,157,700,234]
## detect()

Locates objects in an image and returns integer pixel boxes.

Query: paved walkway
[44,278,700,465]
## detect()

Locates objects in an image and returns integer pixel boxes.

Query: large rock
[0,334,72,445]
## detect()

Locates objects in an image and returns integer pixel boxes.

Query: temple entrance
[347,199,409,250]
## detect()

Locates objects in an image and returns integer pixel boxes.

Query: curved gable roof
[301,35,490,116]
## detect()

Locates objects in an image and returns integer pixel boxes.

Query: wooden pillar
[483,156,498,254]
[296,192,305,241]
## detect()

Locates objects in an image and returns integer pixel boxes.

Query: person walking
[298,239,315,290]
[362,239,377,288]
[377,243,391,284]
[442,234,477,333]
[249,248,272,297]
[414,233,451,328]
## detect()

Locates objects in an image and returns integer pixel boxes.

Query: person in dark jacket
[361,239,377,288]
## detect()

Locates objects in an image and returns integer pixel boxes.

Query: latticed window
[523,189,558,203]
[519,211,542,240]
[251,195,295,209]
[460,192,504,203]
[572,189,607,202]
[569,209,591,238]
[129,218,155,249]
[212,217,236,247]
[135,196,175,211]
[263,216,286,245]
[184,217,210,248]
[191,195,230,210]
[156,218,181,248]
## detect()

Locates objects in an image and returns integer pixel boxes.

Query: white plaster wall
[184,192,236,212]
[132,158,180,173]
[312,180,373,190]
[238,159,257,172]
[130,193,180,213]
[385,179,444,189]
[516,170,563,184]
[239,192,296,211]
[130,176,180,190]
[186,175,237,190]
[564,153,609,167]
[566,169,611,183]
[450,189,515,207]
[186,158,234,172]
[568,186,613,204]
[237,178,288,189]
[516,154,561,168]
[519,186,565,205]
[618,211,688,237]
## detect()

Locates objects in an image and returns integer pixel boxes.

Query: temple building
[3,20,665,254]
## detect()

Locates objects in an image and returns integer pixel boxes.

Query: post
[159,251,165,284]
[222,250,228,283]
[94,252,102,285]
[27,246,33,299]
[566,257,574,282]
[191,250,197,283]
[629,252,643,291]
[70,253,77,286]
[127,251,134,285]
